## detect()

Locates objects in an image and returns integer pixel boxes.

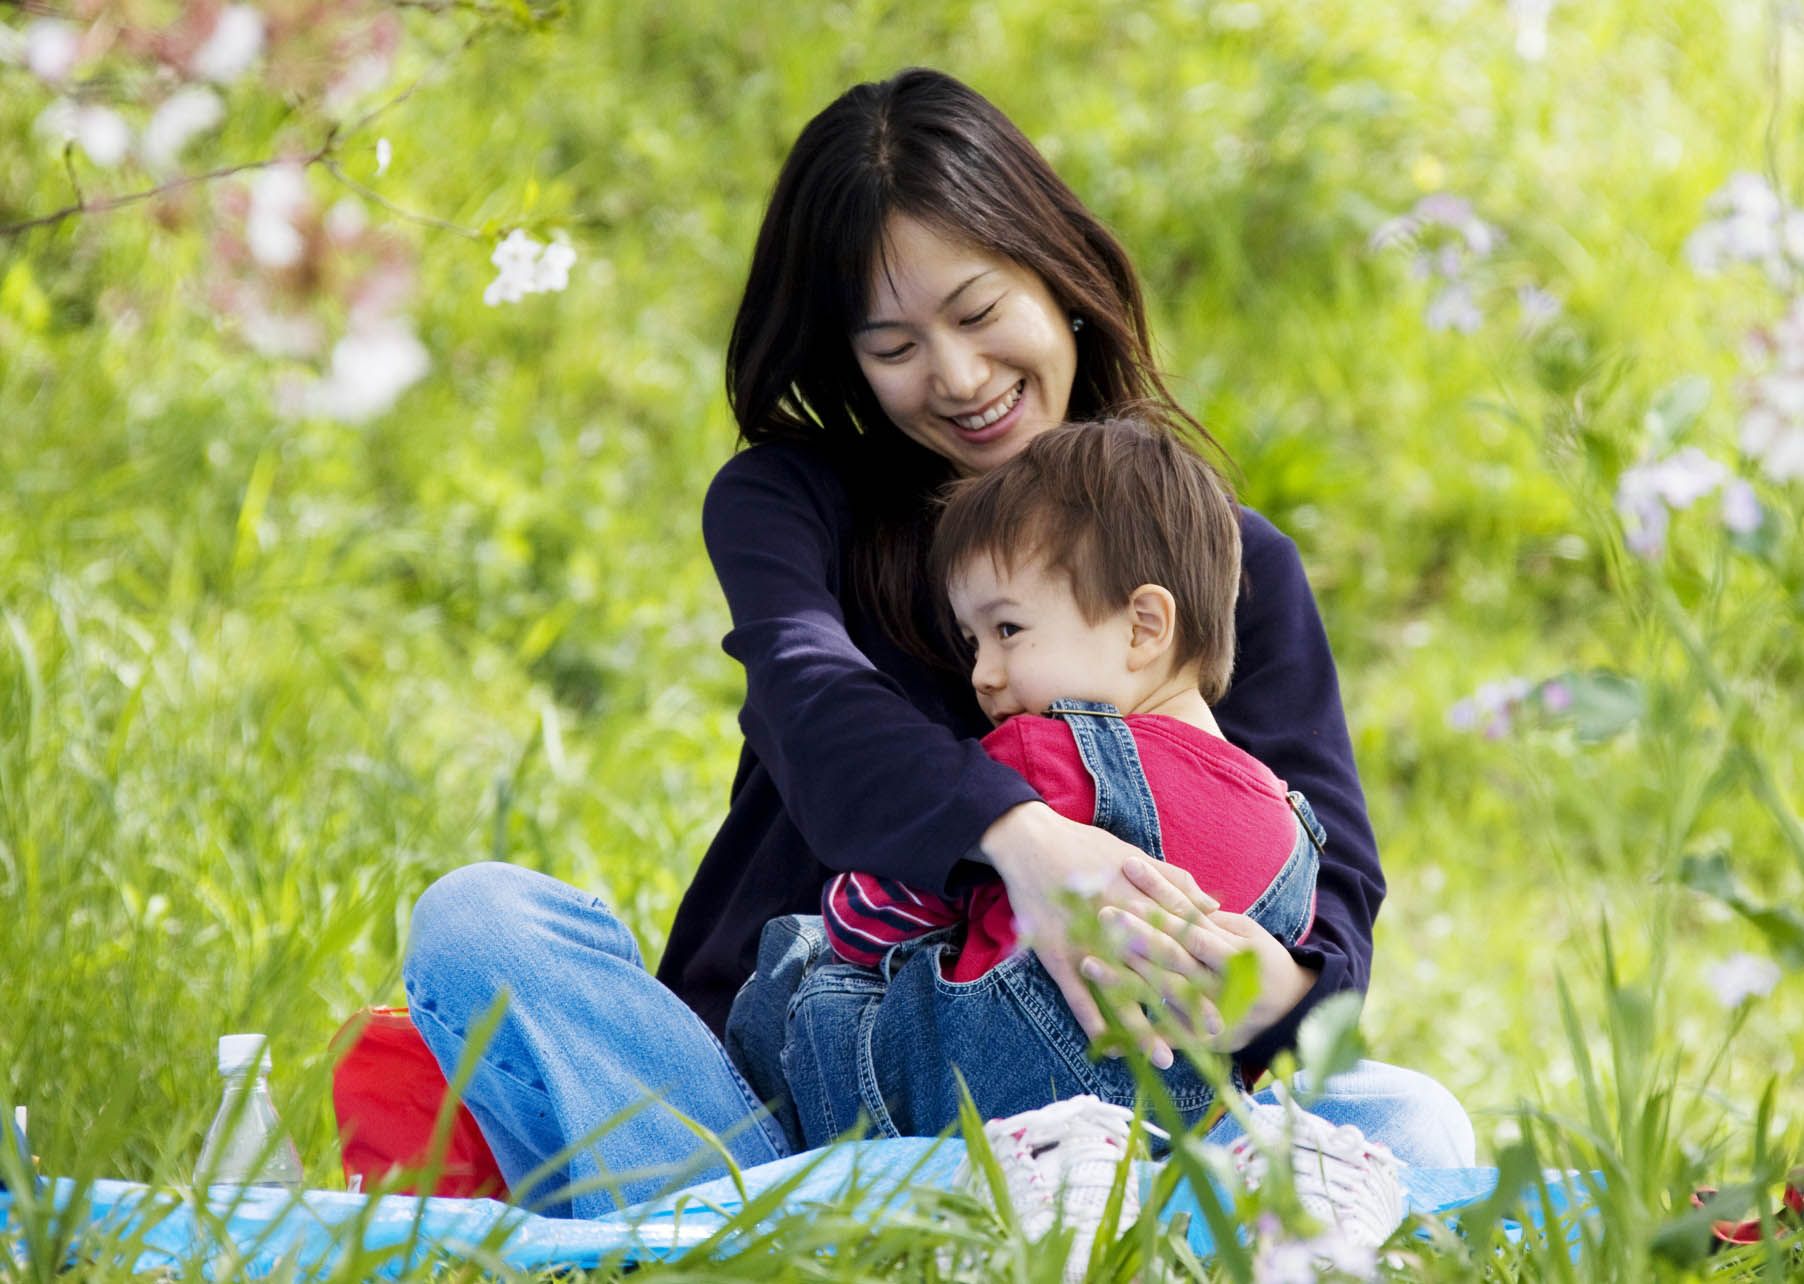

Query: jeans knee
[404,862,535,1017]
[1363,1062,1476,1168]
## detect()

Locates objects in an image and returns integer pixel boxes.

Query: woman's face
[851,215,1078,477]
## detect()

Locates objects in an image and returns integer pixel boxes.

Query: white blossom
[24,19,79,83]
[1510,0,1553,61]
[140,86,224,173]
[247,165,310,270]
[1253,1239,1318,1284]
[35,100,130,168]
[1312,1230,1380,1280]
[1517,284,1563,329]
[375,137,392,177]
[1616,447,1737,558]
[1251,1225,1378,1284]
[1425,282,1482,333]
[1720,479,1762,534]
[325,53,396,113]
[306,321,430,422]
[1448,677,1533,737]
[1684,172,1803,288]
[1738,301,1804,483]
[192,5,265,84]
[74,105,130,168]
[484,229,578,305]
[1705,953,1780,1008]
[324,198,367,242]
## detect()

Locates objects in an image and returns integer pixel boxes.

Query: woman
[403,68,1473,1219]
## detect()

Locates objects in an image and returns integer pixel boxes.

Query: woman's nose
[930,336,988,403]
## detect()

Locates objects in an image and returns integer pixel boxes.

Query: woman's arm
[1205,508,1383,1062]
[704,444,1040,891]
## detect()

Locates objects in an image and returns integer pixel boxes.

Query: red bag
[331,1007,507,1199]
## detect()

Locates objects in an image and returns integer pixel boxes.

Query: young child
[726,417,1326,1149]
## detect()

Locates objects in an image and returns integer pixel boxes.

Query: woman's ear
[1124,584,1178,672]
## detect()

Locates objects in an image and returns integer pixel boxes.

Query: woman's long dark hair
[726,68,1216,664]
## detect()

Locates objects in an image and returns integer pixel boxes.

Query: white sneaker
[1226,1084,1406,1251]
[952,1095,1149,1282]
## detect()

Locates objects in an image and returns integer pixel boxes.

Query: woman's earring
[1070,316,1086,333]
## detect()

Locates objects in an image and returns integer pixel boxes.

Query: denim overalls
[724,699,1326,1152]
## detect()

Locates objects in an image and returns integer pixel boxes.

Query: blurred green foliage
[3,0,1802,1276]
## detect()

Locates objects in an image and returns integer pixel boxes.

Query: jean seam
[408,1000,555,1103]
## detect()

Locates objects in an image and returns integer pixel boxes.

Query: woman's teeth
[950,381,1024,431]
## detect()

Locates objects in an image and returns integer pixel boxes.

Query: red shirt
[822,713,1307,980]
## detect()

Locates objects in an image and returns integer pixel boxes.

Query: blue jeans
[727,700,1325,1149]
[402,864,791,1217]
[404,866,1473,1215]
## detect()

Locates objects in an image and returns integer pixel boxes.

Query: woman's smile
[945,378,1025,440]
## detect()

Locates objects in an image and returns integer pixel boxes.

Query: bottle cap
[217,1033,272,1075]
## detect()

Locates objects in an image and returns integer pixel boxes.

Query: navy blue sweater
[656,441,1384,1070]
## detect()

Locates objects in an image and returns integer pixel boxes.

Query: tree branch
[321,157,483,240]
[0,145,334,239]
[1,11,490,241]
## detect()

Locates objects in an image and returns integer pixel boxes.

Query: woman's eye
[961,299,1000,327]
[872,342,913,361]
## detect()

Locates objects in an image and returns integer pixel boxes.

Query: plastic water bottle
[194,1034,304,1190]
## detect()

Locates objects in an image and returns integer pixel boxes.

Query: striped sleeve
[821,871,967,967]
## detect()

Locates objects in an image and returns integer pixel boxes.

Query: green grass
[3,0,1802,1278]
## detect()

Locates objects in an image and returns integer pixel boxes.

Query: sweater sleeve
[1213,510,1385,1068]
[704,445,1041,891]
[821,871,968,966]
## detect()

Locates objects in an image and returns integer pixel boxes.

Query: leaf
[1557,670,1644,742]
[1295,991,1365,1099]
[0,262,50,332]
[1213,949,1262,1033]
[1643,375,1712,448]
[1678,852,1804,967]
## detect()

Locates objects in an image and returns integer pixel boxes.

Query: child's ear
[1124,584,1178,671]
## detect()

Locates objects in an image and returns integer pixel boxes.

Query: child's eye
[996,622,1022,640]
[961,299,1001,327]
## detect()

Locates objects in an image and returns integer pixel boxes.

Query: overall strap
[1043,699,1166,861]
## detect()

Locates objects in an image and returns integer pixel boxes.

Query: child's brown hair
[930,417,1241,702]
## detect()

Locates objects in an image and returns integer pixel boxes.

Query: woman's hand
[1079,857,1318,1052]
[979,802,1220,1069]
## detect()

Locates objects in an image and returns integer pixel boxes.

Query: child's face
[947,552,1138,726]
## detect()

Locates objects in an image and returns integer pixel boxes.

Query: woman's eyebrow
[854,269,996,334]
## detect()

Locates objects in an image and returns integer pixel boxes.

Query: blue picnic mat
[1,1142,1594,1277]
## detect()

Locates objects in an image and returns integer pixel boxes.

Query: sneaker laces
[1227,1084,1406,1251]
[952,1095,1154,1282]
